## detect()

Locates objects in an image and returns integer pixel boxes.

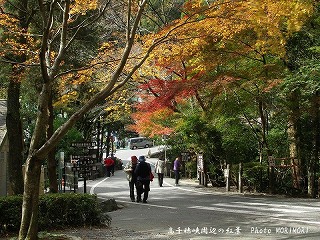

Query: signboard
[76,158,94,165]
[197,154,204,171]
[70,157,97,179]
[224,168,230,178]
[71,142,96,148]
[181,152,189,162]
[70,154,95,159]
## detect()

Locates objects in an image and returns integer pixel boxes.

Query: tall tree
[283,4,320,193]
[1,0,38,195]
[132,0,314,193]
[10,0,176,238]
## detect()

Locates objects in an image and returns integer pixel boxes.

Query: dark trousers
[129,181,135,200]
[106,166,112,177]
[136,180,150,202]
[111,165,115,175]
[174,170,180,185]
[157,173,164,187]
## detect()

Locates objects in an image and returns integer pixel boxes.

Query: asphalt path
[83,147,320,240]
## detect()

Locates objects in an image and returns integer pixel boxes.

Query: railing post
[226,164,230,192]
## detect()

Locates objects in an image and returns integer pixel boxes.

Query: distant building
[0,100,8,196]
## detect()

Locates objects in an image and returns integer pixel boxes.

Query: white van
[127,137,153,150]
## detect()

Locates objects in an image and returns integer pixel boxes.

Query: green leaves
[283,61,320,100]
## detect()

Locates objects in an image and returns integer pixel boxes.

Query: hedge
[0,193,111,235]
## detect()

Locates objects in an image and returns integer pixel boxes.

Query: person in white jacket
[124,156,138,202]
[155,159,165,187]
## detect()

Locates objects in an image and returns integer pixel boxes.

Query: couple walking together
[124,156,180,202]
[124,155,152,203]
[124,156,166,203]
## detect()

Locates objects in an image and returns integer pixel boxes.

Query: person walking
[110,155,116,176]
[173,157,181,186]
[155,158,165,187]
[104,156,114,177]
[124,156,138,202]
[134,155,151,203]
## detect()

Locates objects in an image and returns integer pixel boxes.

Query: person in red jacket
[104,156,114,177]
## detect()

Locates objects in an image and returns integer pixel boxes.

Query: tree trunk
[47,92,58,193]
[106,124,111,156]
[287,90,302,190]
[96,119,102,162]
[19,157,42,240]
[100,125,106,162]
[287,120,301,189]
[308,154,315,197]
[6,80,24,195]
[17,1,149,238]
[258,99,274,193]
[5,0,29,196]
[308,91,320,197]
[19,82,50,239]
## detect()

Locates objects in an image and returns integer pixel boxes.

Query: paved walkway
[48,175,272,240]
[53,177,241,240]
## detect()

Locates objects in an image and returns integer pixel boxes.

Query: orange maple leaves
[130,0,314,137]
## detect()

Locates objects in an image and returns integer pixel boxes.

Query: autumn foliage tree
[1,0,174,238]
[132,0,315,192]
[139,0,314,110]
[0,0,37,195]
[0,1,317,239]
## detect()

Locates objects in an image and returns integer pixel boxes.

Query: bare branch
[65,1,111,50]
[38,0,57,83]
[35,0,149,157]
[0,57,40,67]
[49,0,70,78]
[126,0,132,42]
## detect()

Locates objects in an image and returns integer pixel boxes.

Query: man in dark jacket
[134,155,151,203]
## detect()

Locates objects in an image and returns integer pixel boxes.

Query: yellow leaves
[99,42,115,52]
[183,0,209,13]
[241,0,314,56]
[0,11,18,27]
[53,90,78,108]
[0,11,22,56]
[104,106,114,112]
[102,90,132,123]
[54,68,95,108]
[70,0,98,15]
[0,3,39,60]
[71,69,93,85]
[145,0,314,71]
[134,0,316,140]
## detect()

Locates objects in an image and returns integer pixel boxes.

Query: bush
[0,193,111,236]
[242,162,269,192]
[0,195,22,233]
[207,164,225,187]
[185,161,197,178]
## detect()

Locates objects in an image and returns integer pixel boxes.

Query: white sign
[224,169,229,178]
[197,154,204,171]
